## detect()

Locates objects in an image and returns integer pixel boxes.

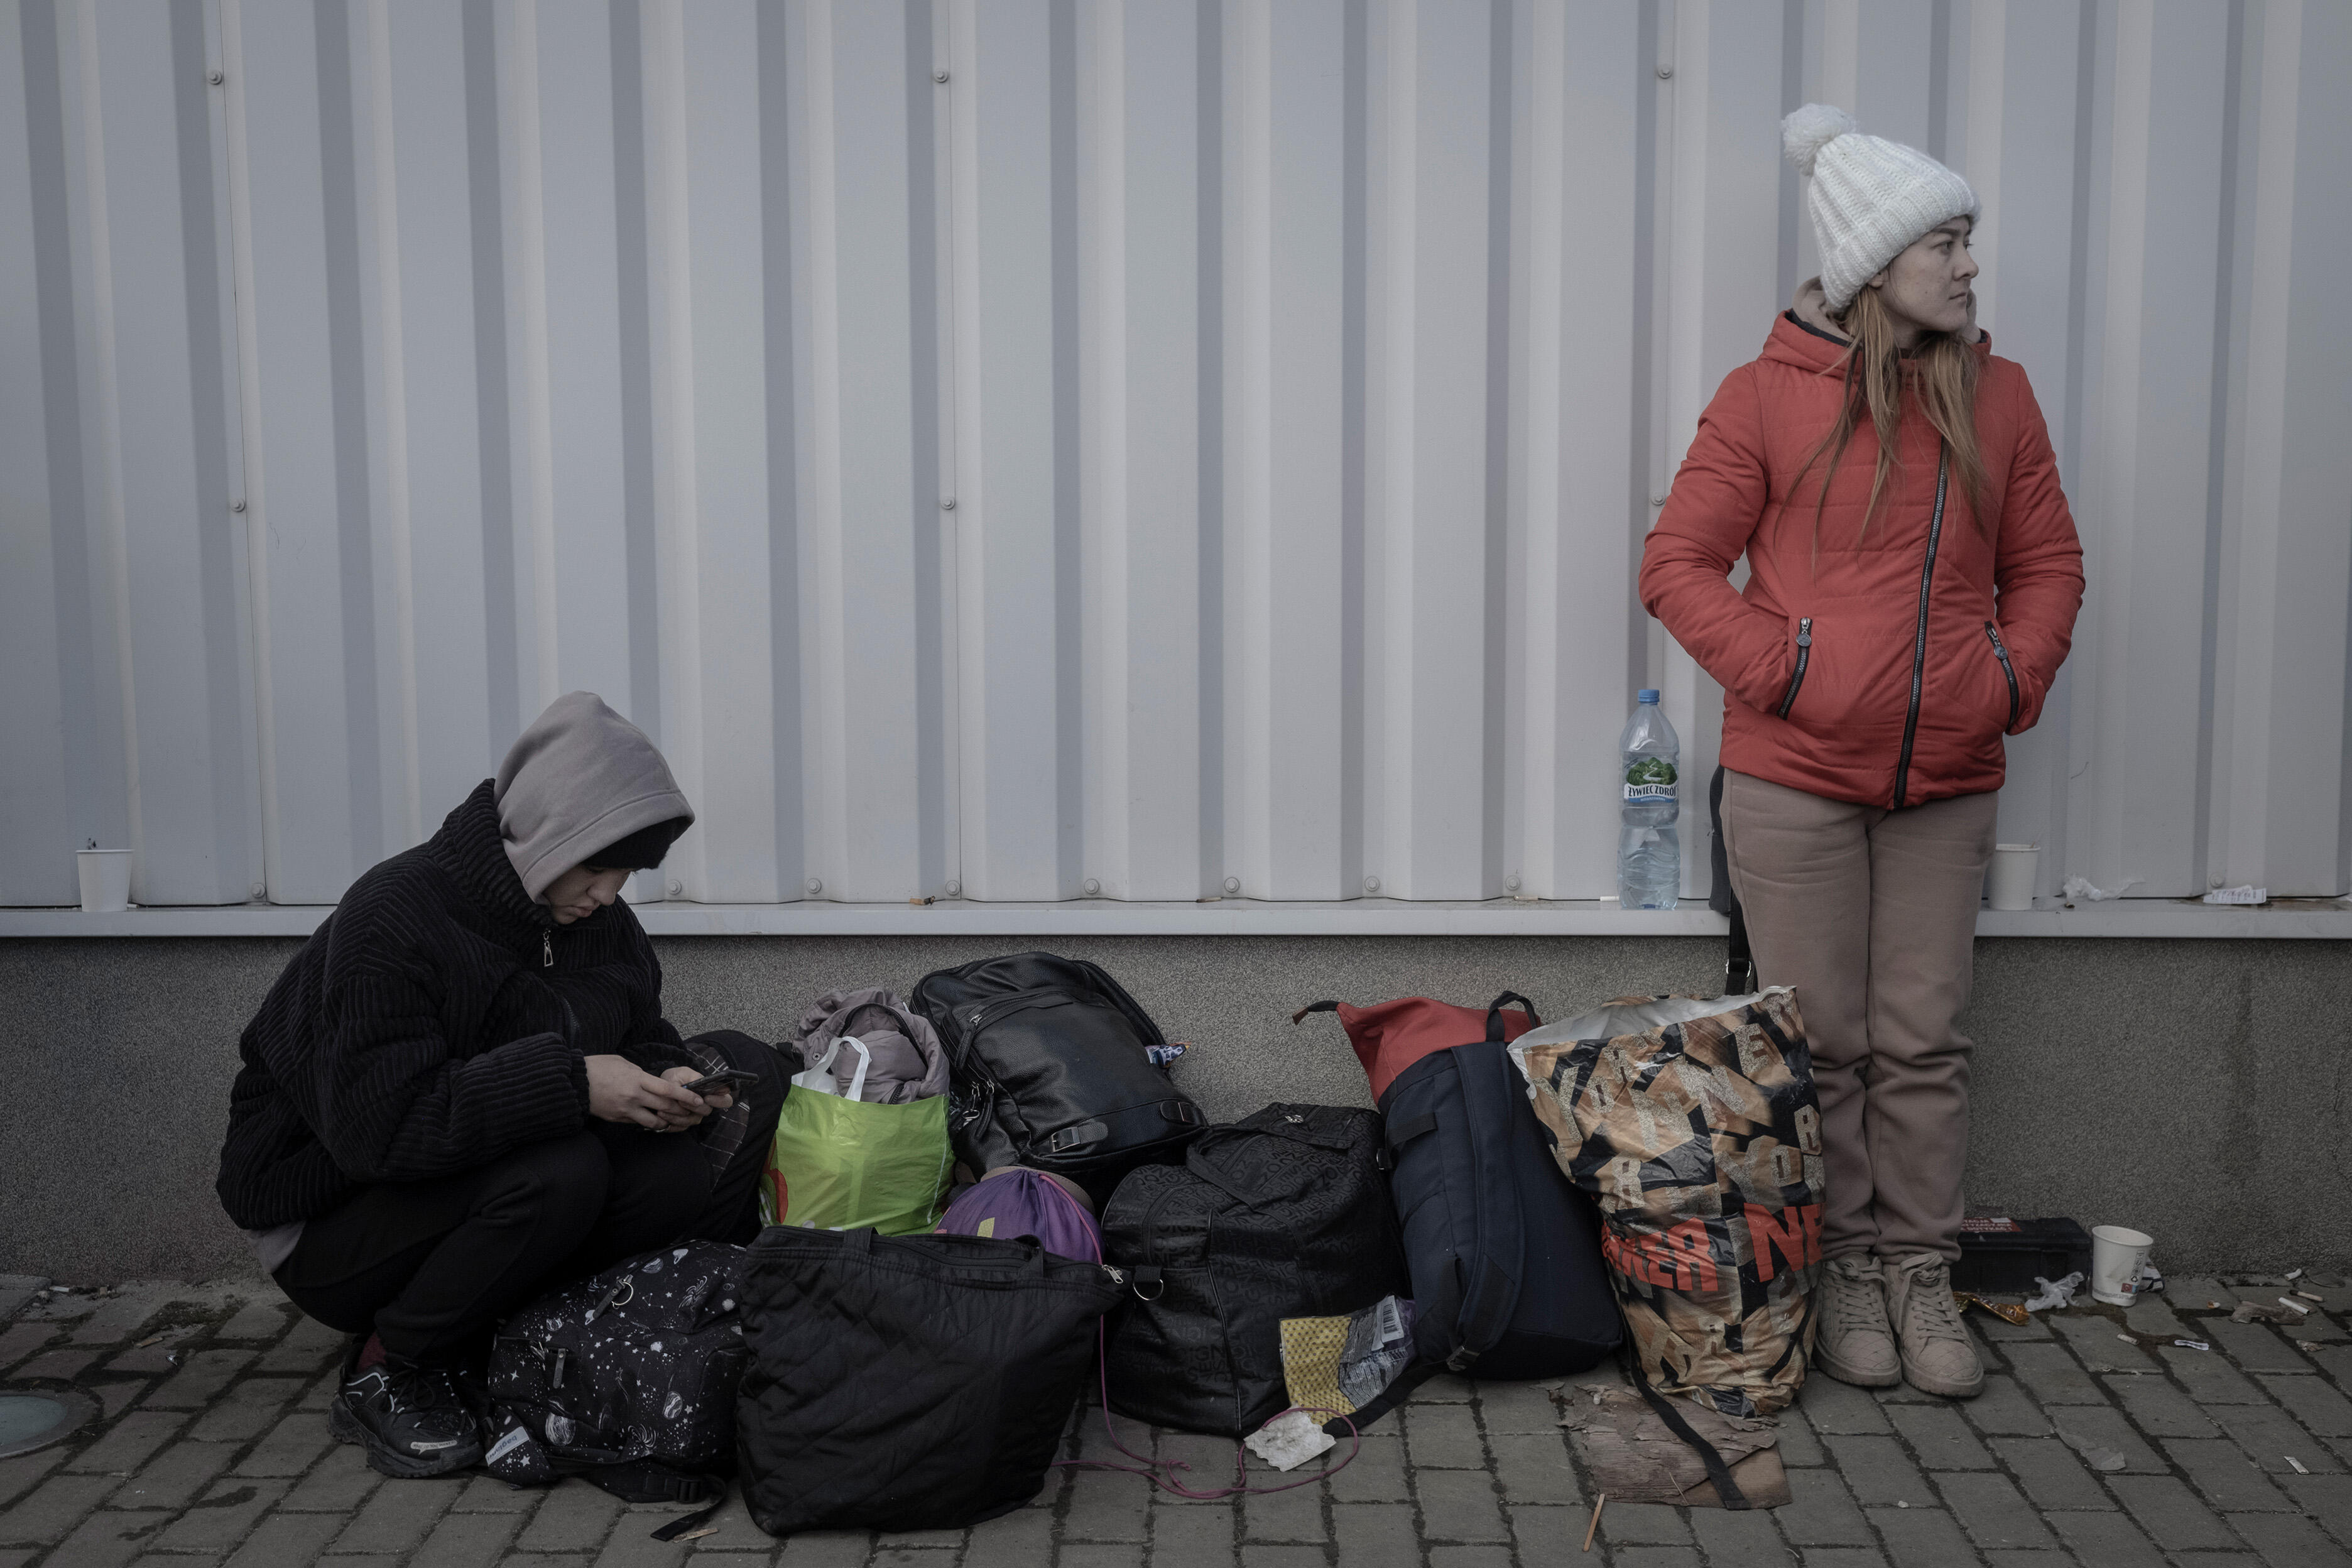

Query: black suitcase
[1101,1104,1412,1436]
[912,951,1206,1200]
[735,1226,1124,1536]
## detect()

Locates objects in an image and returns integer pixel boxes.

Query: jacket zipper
[542,931,553,969]
[1890,448,1951,808]
[1777,618,1814,717]
[1985,621,2020,731]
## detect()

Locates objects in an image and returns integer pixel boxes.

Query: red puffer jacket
[1639,309,2084,809]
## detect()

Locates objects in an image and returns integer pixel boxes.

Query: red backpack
[1292,991,1540,1102]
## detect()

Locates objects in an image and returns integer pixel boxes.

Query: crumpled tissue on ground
[2061,875,2141,903]
[2024,1271,2084,1312]
[1243,1410,1335,1473]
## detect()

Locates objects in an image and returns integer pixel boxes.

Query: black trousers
[277,1032,784,1365]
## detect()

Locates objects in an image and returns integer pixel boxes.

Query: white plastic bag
[792,1035,873,1102]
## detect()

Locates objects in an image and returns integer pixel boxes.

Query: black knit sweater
[216,780,697,1229]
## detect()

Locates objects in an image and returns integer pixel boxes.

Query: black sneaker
[329,1345,484,1478]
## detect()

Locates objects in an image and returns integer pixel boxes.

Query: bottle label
[1624,758,1678,802]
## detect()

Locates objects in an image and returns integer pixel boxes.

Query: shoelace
[1898,1261,1970,1344]
[1824,1263,1888,1335]
[378,1363,464,1420]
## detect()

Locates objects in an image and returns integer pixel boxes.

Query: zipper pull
[542,931,553,968]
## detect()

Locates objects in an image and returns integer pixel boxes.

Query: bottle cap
[1637,689,1660,704]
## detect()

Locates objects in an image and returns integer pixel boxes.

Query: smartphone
[680,1069,759,1098]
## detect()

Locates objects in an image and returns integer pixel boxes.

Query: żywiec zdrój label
[1625,758,1678,803]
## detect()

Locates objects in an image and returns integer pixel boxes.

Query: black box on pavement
[1952,1216,2093,1294]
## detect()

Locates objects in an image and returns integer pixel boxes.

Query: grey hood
[494,692,694,903]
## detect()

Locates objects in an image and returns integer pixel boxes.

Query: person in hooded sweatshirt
[215,692,784,1478]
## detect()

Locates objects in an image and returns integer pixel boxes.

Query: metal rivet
[209,69,225,86]
[1082,878,1101,896]
[667,879,683,897]
[1222,876,1241,895]
[1656,66,1673,80]
[805,877,822,896]
[1505,874,1522,893]
[1650,494,1667,507]
[231,499,248,513]
[1363,876,1381,895]
[933,69,949,84]
[944,879,962,897]
[250,882,266,900]
[940,497,956,511]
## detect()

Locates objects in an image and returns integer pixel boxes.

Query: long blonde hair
[1796,285,1990,550]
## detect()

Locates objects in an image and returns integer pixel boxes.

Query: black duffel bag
[912,951,1206,1199]
[735,1226,1124,1537]
[1101,1104,1411,1436]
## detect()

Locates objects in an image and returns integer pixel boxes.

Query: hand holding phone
[680,1069,760,1099]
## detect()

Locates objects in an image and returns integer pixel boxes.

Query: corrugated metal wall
[4,0,2347,911]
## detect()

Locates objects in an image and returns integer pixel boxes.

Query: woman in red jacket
[1639,106,2084,1398]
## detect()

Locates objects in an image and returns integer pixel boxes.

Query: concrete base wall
[6,934,2347,1284]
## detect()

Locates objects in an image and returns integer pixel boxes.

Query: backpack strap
[1628,1361,1751,1510]
[1289,1000,1341,1025]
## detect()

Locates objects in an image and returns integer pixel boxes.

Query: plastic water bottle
[1618,690,1680,910]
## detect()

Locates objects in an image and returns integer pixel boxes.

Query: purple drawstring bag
[935,1168,1103,1262]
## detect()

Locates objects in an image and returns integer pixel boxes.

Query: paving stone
[68,1286,173,1346]
[2162,1437,2295,1513]
[1486,1432,1581,1504]
[1866,1505,1978,1566]
[1155,1429,1242,1505]
[1501,1504,1584,1563]
[2206,1320,2311,1373]
[0,1275,49,1314]
[334,1473,464,1551]
[2051,1310,2159,1370]
[13,1346,100,1380]
[584,1524,690,1568]
[1153,1502,1244,1568]
[2225,1511,2352,1568]
[1790,1554,1894,1568]
[190,1376,307,1442]
[1605,1551,1702,1568]
[0,1447,67,1510]
[1236,1473,1321,1544]
[1988,1435,2116,1512]
[2164,1343,2268,1404]
[2306,1344,2352,1388]
[220,1510,349,1568]
[2047,1407,2167,1472]
[1327,1432,1408,1505]
[448,1474,543,1514]
[2003,1342,2108,1404]
[1776,1406,1827,1466]
[1797,1376,1893,1434]
[142,1349,259,1410]
[2260,1371,2352,1435]
[0,1322,59,1370]
[2172,1279,2243,1310]
[94,1380,152,1419]
[234,1409,335,1478]
[278,1442,381,1513]
[408,1510,524,1567]
[1403,1399,1486,1468]
[1886,1403,1996,1470]
[1070,1403,1152,1465]
[1775,1469,1875,1546]
[2100,1372,2219,1437]
[1413,1466,1508,1543]
[1971,1308,2052,1341]
[1822,1434,1933,1506]
[215,1298,297,1342]
[1234,1548,1325,1568]
[779,1528,879,1566]
[43,1508,170,1568]
[1687,1506,1796,1564]
[0,1471,118,1544]
[112,1437,236,1511]
[1411,1373,1477,1403]
[63,1411,190,1475]
[1062,1468,1152,1542]
[298,1368,340,1412]
[1595,1501,1689,1544]
[1425,1549,1513,1568]
[2098,1473,2237,1549]
[2048,1508,2167,1567]
[1474,1380,1559,1435]
[2213,1405,2343,1473]
[1931,1469,2056,1550]
[2124,1298,2189,1336]
[1957,1375,2049,1435]
[2161,1555,2265,1568]
[153,1477,293,1550]
[106,1330,202,1376]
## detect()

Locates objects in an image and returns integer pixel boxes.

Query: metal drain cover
[0,1390,97,1459]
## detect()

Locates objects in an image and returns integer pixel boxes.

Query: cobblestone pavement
[3,1271,2349,1567]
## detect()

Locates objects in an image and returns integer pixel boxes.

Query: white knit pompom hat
[1783,104,1978,313]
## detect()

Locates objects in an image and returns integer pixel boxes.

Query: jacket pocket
[1775,618,1814,718]
[1983,622,2020,731]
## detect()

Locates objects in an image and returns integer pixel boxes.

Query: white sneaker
[1882,1250,1984,1398]
[1815,1254,1900,1388]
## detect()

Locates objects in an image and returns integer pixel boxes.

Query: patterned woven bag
[1508,988,1823,1418]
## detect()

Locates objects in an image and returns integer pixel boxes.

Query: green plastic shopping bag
[759,1037,952,1235]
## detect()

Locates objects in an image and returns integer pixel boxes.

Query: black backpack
[484,1242,750,1505]
[735,1226,1126,1536]
[1100,1104,1411,1437]
[912,951,1206,1199]
[1370,1020,1621,1415]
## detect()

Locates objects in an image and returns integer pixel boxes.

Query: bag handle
[1484,992,1538,1042]
[1290,1000,1341,1025]
[1630,1359,1751,1510]
[833,1035,873,1102]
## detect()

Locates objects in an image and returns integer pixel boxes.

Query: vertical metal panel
[3,0,2346,910]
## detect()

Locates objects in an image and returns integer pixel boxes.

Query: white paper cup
[2091,1224,2153,1306]
[1988,843,2039,911]
[77,849,132,913]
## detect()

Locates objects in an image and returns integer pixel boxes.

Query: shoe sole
[329,1395,484,1479]
[1813,1348,1901,1388]
[1900,1362,1984,1399]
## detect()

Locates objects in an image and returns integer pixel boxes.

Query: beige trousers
[1719,770,1997,1262]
